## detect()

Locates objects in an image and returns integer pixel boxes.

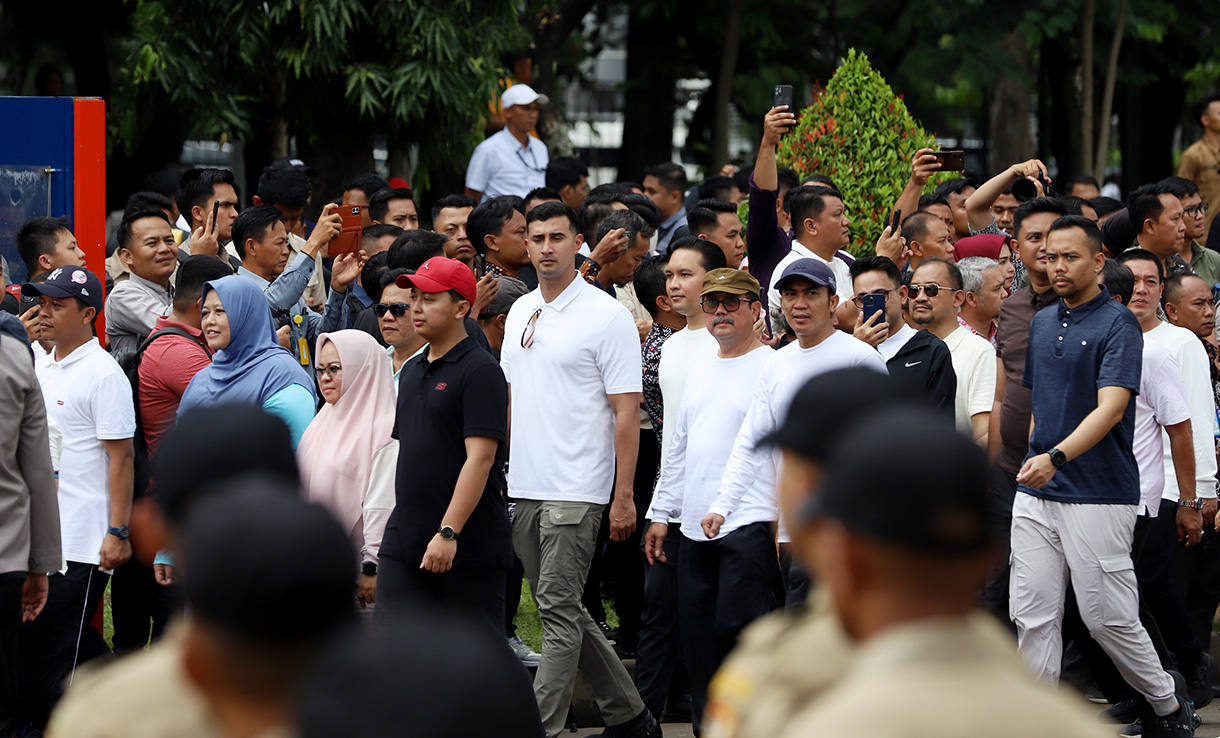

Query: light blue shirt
[465,128,548,200]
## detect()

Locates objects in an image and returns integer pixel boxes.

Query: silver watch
[1178,498,1204,510]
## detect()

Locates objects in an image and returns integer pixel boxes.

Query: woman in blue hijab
[178,275,317,447]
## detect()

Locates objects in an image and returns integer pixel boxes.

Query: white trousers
[1009,493,1176,713]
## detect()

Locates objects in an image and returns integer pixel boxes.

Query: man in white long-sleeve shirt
[709,258,886,606]
[644,269,777,733]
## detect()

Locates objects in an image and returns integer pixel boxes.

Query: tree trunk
[710,0,745,170]
[528,0,597,138]
[1081,0,1095,176]
[987,32,1034,174]
[1094,0,1128,182]
[620,6,679,181]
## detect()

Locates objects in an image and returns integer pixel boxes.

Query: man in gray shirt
[105,210,178,357]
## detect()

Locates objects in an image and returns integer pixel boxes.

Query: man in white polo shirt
[465,85,550,202]
[501,202,657,738]
[20,266,134,727]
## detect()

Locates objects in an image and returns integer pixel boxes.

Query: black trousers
[1171,523,1220,653]
[678,523,778,733]
[0,576,24,737]
[109,556,180,653]
[375,554,506,638]
[635,527,684,721]
[16,562,110,729]
[505,554,526,638]
[984,464,1019,629]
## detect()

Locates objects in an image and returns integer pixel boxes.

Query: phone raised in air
[932,150,966,172]
[211,199,221,232]
[773,85,794,133]
[328,206,365,255]
[474,253,487,279]
[887,208,903,232]
[861,293,887,326]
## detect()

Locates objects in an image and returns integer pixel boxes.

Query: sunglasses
[700,295,755,314]
[373,302,410,317]
[521,307,542,348]
[908,283,956,298]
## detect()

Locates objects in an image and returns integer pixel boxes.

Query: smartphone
[474,253,487,279]
[328,205,365,255]
[888,208,903,232]
[932,150,966,172]
[211,199,221,232]
[773,85,794,133]
[861,293,886,326]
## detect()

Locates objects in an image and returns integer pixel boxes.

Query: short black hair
[468,196,526,255]
[361,223,404,252]
[1067,175,1100,191]
[368,187,415,223]
[1089,196,1124,218]
[934,177,977,198]
[1194,93,1220,128]
[117,209,172,253]
[911,256,963,290]
[1127,183,1171,232]
[230,205,284,259]
[787,185,843,235]
[524,187,560,208]
[617,193,662,231]
[142,166,184,202]
[387,230,448,271]
[577,200,617,244]
[698,175,739,202]
[688,198,740,238]
[1158,176,1201,200]
[177,168,235,228]
[900,210,940,244]
[343,173,389,199]
[546,158,588,192]
[1013,197,1070,240]
[1100,259,1135,306]
[1058,195,1094,216]
[634,256,669,319]
[1164,272,1212,307]
[1116,248,1166,284]
[595,209,648,247]
[802,174,838,189]
[617,180,643,192]
[377,268,414,300]
[776,167,800,194]
[175,255,234,309]
[850,255,903,290]
[642,163,687,193]
[360,251,391,304]
[525,201,579,236]
[124,191,175,217]
[16,216,71,274]
[669,236,728,272]
[256,162,311,209]
[918,193,949,209]
[430,194,477,223]
[587,183,629,204]
[1048,214,1103,254]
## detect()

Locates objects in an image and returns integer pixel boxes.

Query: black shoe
[1141,696,1197,738]
[596,621,618,645]
[599,710,660,738]
[1186,653,1217,709]
[1087,684,1110,704]
[1118,718,1141,738]
[1102,699,1144,724]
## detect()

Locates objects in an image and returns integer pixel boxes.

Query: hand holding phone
[211,200,221,234]
[773,85,794,134]
[327,206,365,255]
[931,150,966,172]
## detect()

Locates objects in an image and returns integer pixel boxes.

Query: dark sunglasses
[700,295,755,314]
[908,283,952,298]
[373,302,410,317]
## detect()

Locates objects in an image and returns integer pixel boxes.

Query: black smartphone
[773,85,794,133]
[862,293,886,326]
[211,199,221,232]
[888,208,903,232]
[931,150,966,172]
[474,253,487,279]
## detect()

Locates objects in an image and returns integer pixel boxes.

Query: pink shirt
[138,316,212,455]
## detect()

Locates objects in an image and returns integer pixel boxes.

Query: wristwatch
[362,562,378,577]
[1047,448,1068,469]
[108,525,130,540]
[1179,498,1205,510]
[438,525,459,541]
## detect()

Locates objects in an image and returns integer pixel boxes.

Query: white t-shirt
[767,241,853,330]
[658,326,719,465]
[1146,321,1219,501]
[36,339,136,566]
[653,346,774,540]
[501,276,642,504]
[878,323,916,363]
[940,325,997,437]
[710,331,888,543]
[1133,340,1190,515]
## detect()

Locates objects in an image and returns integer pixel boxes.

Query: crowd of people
[4,81,1220,738]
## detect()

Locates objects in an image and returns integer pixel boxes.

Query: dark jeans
[0,575,23,737]
[375,554,506,638]
[636,527,684,721]
[984,464,1019,629]
[16,562,110,729]
[1171,523,1220,653]
[678,523,778,733]
[109,556,180,653]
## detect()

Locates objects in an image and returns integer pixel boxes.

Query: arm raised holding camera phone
[965,159,1050,233]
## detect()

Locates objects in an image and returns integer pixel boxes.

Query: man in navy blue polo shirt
[375,257,513,635]
[1008,215,1195,737]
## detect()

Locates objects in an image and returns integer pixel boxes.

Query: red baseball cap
[396,257,477,304]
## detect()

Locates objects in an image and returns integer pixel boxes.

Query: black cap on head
[152,405,299,525]
[21,265,103,311]
[760,368,902,461]
[803,406,991,554]
[183,484,356,642]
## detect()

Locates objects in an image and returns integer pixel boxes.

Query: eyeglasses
[314,364,342,380]
[908,283,957,298]
[700,295,755,314]
[373,302,410,318]
[851,288,893,308]
[521,307,542,349]
[1185,202,1210,218]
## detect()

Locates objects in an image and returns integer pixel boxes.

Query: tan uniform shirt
[778,615,1113,738]
[1178,138,1220,233]
[48,628,222,738]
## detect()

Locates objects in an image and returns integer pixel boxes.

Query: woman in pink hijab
[954,233,1016,294]
[298,330,398,611]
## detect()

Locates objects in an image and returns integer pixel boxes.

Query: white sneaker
[509,634,541,665]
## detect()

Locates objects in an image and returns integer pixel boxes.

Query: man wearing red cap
[374,257,513,634]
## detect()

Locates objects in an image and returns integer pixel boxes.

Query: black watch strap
[362,562,378,577]
[1048,448,1068,469]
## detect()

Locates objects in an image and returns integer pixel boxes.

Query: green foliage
[777,49,946,256]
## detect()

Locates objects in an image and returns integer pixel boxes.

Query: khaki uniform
[701,589,852,738]
[1178,138,1220,233]
[777,615,1112,738]
[47,628,222,738]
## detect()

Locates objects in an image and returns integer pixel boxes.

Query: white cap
[501,84,549,109]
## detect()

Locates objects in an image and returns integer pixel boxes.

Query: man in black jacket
[849,256,956,418]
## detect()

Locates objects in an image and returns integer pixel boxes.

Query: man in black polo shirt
[375,256,512,634]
